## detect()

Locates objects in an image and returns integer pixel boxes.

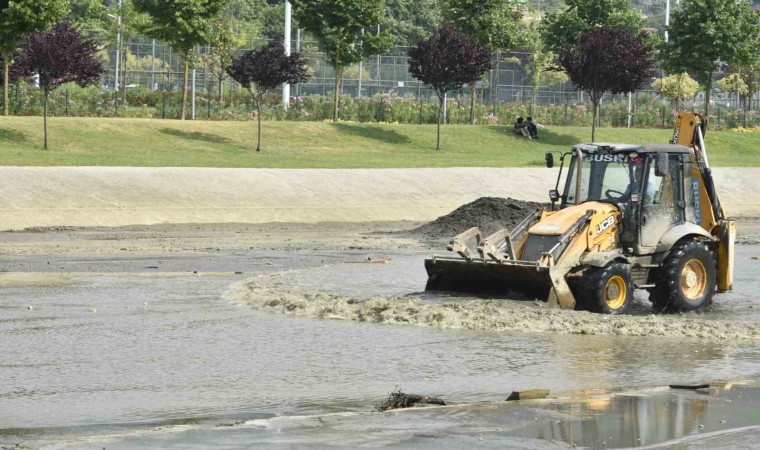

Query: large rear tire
[650,240,716,312]
[575,262,633,315]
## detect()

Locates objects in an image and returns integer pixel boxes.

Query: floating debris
[506,389,550,401]
[669,384,710,390]
[376,388,446,412]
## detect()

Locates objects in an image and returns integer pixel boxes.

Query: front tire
[575,262,633,315]
[650,240,716,312]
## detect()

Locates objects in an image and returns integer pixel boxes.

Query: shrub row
[6,83,760,130]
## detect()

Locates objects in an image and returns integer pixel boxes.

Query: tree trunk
[3,55,9,116]
[750,72,755,113]
[437,95,444,150]
[255,91,262,152]
[43,92,49,150]
[745,75,752,128]
[333,64,342,122]
[122,45,128,105]
[180,58,190,120]
[218,77,223,103]
[470,79,477,124]
[704,73,713,117]
[591,100,599,142]
[532,62,540,115]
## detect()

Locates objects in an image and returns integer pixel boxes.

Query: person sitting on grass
[526,116,544,139]
[513,117,531,138]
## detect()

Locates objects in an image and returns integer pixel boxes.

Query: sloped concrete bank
[0,167,758,230]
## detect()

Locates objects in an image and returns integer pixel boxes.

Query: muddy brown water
[1,224,759,448]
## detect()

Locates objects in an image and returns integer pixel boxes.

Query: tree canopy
[223,0,265,43]
[661,0,750,116]
[515,21,559,111]
[14,23,103,149]
[651,73,700,108]
[200,20,246,101]
[133,0,231,56]
[560,25,655,141]
[732,8,760,121]
[441,0,524,124]
[440,0,524,52]
[289,0,393,122]
[226,41,310,151]
[133,0,231,119]
[0,0,68,115]
[541,0,645,53]
[408,26,492,149]
[65,0,110,30]
[381,0,440,46]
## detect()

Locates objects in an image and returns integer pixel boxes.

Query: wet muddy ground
[1,221,759,448]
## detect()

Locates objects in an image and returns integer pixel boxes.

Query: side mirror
[545,152,554,168]
[655,153,670,177]
[549,189,560,203]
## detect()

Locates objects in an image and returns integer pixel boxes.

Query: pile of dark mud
[411,197,545,239]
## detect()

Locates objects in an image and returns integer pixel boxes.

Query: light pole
[283,0,292,109]
[358,29,364,98]
[114,0,123,91]
[151,39,156,90]
[665,0,670,43]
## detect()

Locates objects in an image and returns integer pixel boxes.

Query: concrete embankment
[0,167,758,230]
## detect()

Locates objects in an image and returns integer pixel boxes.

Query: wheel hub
[680,259,707,301]
[683,270,698,289]
[604,276,627,310]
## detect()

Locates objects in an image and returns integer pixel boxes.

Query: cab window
[639,154,685,247]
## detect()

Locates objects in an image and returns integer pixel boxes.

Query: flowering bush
[732,126,760,133]
[484,113,499,125]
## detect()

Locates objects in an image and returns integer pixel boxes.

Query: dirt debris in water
[376,388,446,412]
[410,197,546,239]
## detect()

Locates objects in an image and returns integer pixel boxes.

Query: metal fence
[94,35,756,115]
[4,33,756,126]
[101,36,638,106]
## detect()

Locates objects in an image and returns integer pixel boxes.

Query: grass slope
[0,117,757,168]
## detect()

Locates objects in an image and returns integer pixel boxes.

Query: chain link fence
[5,34,759,129]
[103,36,620,106]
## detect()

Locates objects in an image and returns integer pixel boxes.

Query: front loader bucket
[424,257,552,299]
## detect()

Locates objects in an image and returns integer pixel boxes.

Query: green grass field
[0,117,757,168]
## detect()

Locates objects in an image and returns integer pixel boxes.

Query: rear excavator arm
[671,112,735,292]
[672,112,722,228]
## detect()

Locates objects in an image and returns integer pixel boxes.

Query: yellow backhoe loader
[425,112,735,314]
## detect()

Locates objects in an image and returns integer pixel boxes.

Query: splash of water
[226,274,760,340]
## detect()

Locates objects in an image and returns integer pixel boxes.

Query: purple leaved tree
[408,26,493,150]
[226,41,310,152]
[559,26,655,142]
[15,23,103,150]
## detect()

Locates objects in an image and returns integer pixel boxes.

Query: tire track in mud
[226,273,760,341]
